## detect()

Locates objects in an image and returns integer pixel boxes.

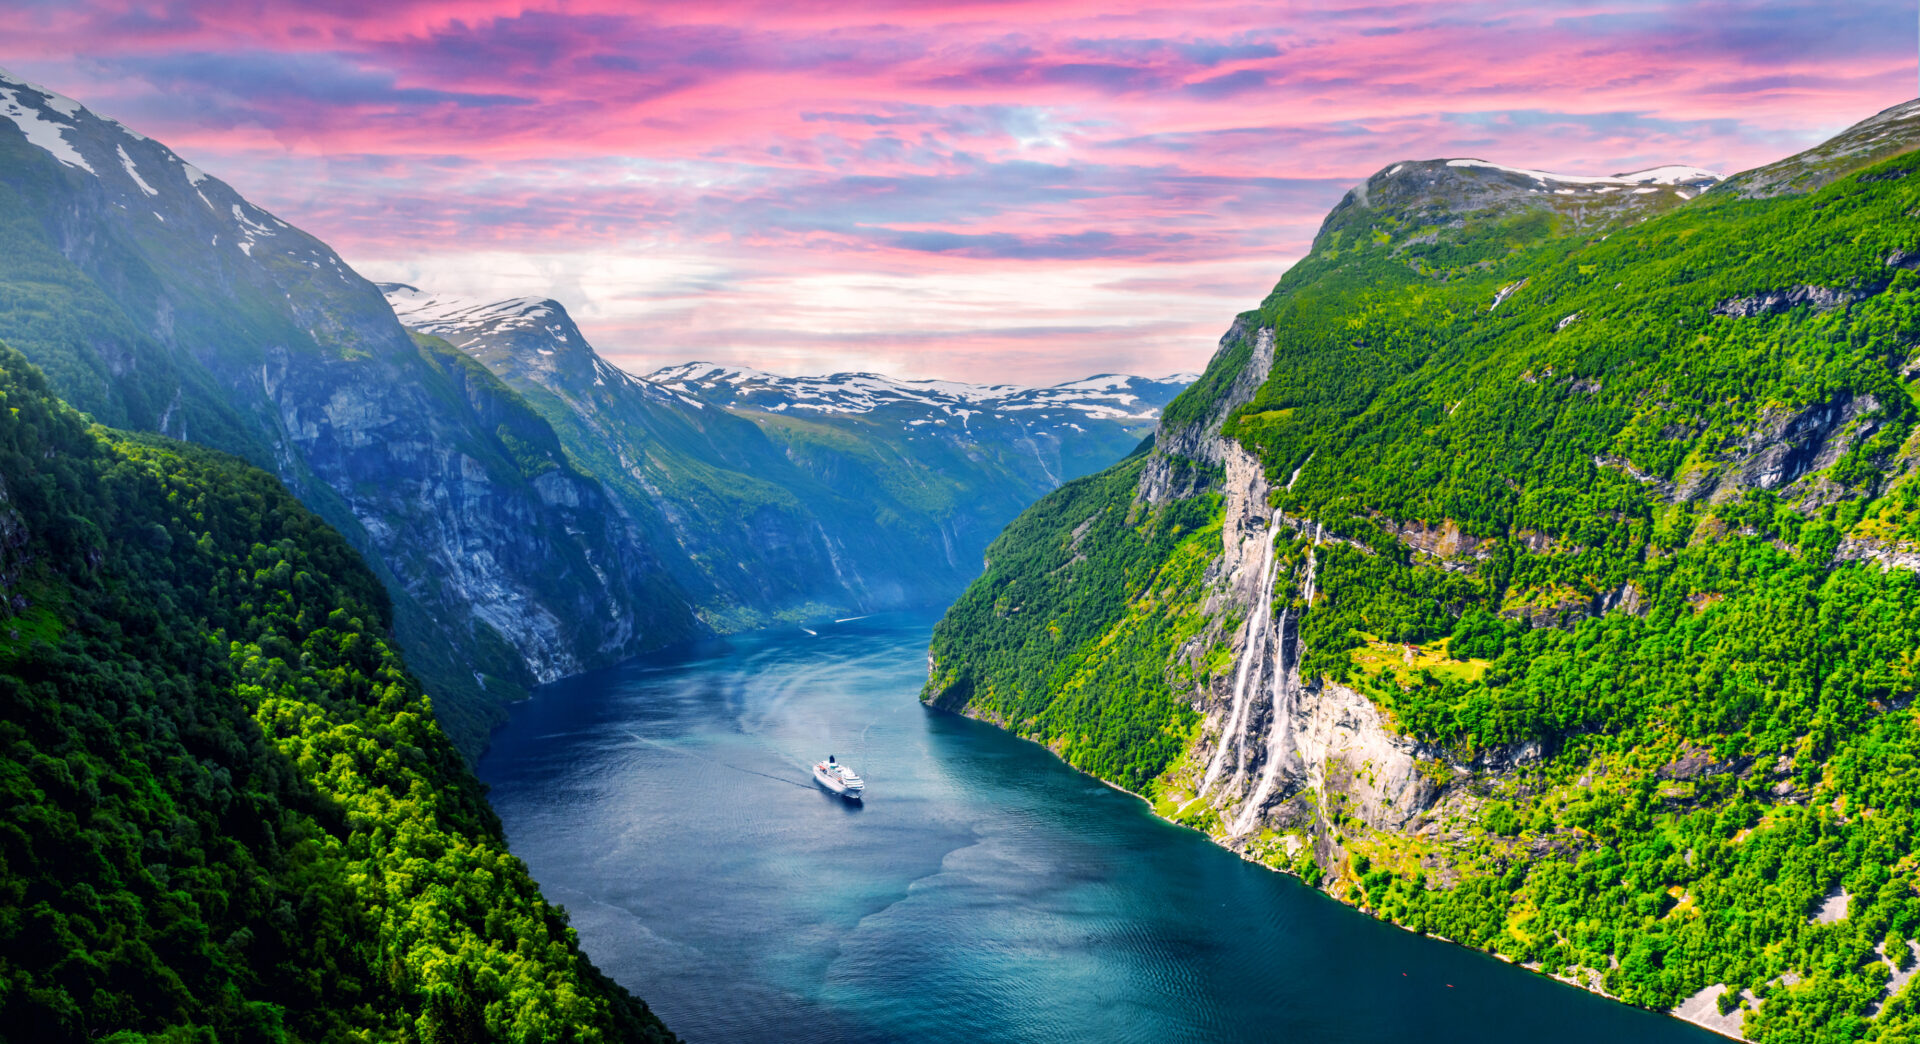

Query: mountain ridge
[380,282,1192,632]
[926,99,1920,1043]
[0,67,704,756]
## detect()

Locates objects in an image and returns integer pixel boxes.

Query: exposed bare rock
[1672,983,1754,1041]
[1835,537,1920,572]
[1501,588,1596,630]
[1869,940,1920,1017]
[1742,394,1879,490]
[1658,748,1746,781]
[1711,285,1866,318]
[1812,886,1851,924]
[1515,529,1557,554]
[1137,320,1274,504]
[1389,517,1494,559]
[1679,392,1883,503]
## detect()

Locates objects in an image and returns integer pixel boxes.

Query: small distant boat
[813,755,865,800]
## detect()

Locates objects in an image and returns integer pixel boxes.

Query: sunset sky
[5,0,1915,383]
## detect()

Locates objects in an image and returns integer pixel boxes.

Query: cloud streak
[3,0,1913,381]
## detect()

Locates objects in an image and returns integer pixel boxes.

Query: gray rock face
[382,285,1193,632]
[1159,434,1512,871]
[1710,285,1865,318]
[1669,392,1885,506]
[0,69,700,755]
[1137,318,1274,505]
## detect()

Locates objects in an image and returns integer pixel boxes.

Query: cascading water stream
[1230,611,1293,836]
[1195,515,1281,800]
[1285,451,1314,492]
[1229,525,1320,836]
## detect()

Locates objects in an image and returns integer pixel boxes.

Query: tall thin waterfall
[1228,524,1320,836]
[1231,611,1294,836]
[1197,516,1280,800]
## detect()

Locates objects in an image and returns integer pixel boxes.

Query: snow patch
[0,82,95,173]
[117,145,157,196]
[1445,158,1720,189]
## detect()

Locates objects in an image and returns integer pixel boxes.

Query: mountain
[383,284,1191,630]
[926,100,1920,1042]
[0,68,701,756]
[646,361,1194,479]
[0,346,673,1042]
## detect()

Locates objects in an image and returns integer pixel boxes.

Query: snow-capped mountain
[0,60,1194,746]
[647,363,1196,431]
[0,68,707,756]
[0,68,366,298]
[382,285,1194,433]
[381,284,1196,629]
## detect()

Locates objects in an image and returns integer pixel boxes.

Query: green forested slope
[0,346,673,1042]
[928,103,1920,1039]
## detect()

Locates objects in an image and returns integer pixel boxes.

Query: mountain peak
[0,68,345,279]
[382,284,571,338]
[1309,154,1720,258]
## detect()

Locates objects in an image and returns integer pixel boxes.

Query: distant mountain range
[383,284,1190,634]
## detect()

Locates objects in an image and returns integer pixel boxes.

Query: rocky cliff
[384,285,1191,631]
[0,69,699,755]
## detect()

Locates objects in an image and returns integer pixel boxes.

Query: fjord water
[479,613,1715,1044]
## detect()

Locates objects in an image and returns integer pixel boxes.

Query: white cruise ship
[813,755,865,800]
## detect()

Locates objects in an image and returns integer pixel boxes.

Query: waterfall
[1301,523,1320,605]
[1285,451,1314,492]
[1230,610,1294,836]
[1197,515,1280,800]
[1229,524,1321,836]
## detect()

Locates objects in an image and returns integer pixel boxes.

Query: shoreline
[934,698,1747,1042]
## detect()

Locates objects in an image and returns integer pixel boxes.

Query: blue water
[478,612,1716,1044]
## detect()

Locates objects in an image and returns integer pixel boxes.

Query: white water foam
[1230,524,1321,835]
[1197,515,1281,800]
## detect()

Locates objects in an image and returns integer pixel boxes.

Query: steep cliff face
[385,285,1190,631]
[0,70,698,755]
[929,102,1920,1041]
[1156,434,1534,879]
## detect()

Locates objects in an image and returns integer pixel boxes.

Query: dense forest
[929,105,1920,1040]
[0,345,674,1041]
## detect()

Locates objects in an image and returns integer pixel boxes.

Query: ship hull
[813,765,864,800]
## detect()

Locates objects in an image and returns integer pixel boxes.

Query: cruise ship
[813,755,865,800]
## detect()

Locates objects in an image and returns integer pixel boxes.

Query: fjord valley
[382,284,1188,633]
[0,67,1187,758]
[3,22,1918,1044]
[0,65,1186,1043]
[926,99,1920,1041]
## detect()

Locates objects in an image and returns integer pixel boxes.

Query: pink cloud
[3,0,1912,382]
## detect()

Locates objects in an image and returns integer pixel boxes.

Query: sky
[3,1,1916,384]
